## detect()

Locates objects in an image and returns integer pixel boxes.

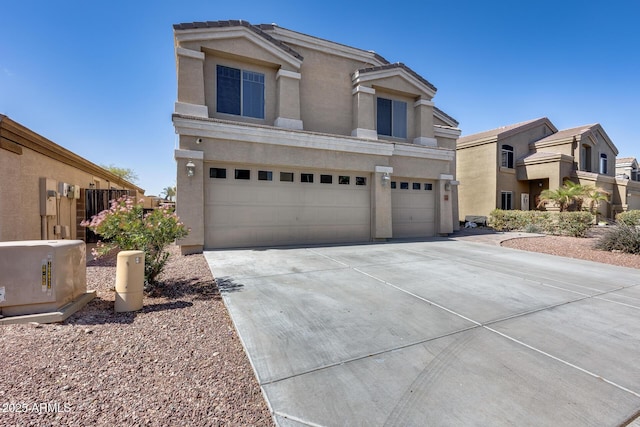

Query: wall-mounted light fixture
[381,172,391,186]
[186,160,196,177]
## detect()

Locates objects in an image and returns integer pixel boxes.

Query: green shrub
[489,209,593,237]
[82,196,189,289]
[595,223,640,254]
[616,210,640,226]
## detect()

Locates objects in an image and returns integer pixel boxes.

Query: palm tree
[162,186,176,202]
[584,187,609,215]
[537,181,580,212]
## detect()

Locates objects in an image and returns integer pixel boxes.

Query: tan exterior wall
[457,143,497,220]
[290,46,358,136]
[0,116,144,242]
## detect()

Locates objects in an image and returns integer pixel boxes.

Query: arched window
[600,153,608,174]
[501,145,514,169]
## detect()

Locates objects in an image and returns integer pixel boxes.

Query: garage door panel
[392,179,436,238]
[205,166,371,248]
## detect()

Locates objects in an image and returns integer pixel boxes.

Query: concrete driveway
[204,236,640,426]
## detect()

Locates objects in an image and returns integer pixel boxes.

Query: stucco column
[175,149,204,254]
[437,174,454,235]
[372,166,393,239]
[351,85,378,140]
[274,69,303,130]
[175,48,208,118]
[413,99,436,146]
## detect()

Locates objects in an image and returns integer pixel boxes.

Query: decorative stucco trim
[351,128,378,140]
[352,67,436,99]
[174,116,393,156]
[274,117,303,130]
[393,143,455,161]
[176,47,205,60]
[434,125,462,139]
[276,69,301,80]
[352,85,376,95]
[414,99,434,107]
[439,174,454,181]
[375,166,393,174]
[175,27,302,69]
[413,137,437,147]
[175,149,204,160]
[175,102,209,118]
[574,170,616,184]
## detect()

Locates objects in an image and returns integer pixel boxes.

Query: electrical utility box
[0,240,88,317]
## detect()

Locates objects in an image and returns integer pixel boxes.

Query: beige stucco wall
[0,144,139,242]
[457,143,497,220]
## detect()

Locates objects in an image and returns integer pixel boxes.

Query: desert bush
[595,223,640,254]
[616,210,640,226]
[82,196,189,288]
[489,209,593,237]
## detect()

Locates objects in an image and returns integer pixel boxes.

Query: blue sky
[2,0,639,196]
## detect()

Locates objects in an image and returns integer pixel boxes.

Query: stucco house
[0,115,144,242]
[456,117,625,221]
[172,20,461,252]
[614,157,640,213]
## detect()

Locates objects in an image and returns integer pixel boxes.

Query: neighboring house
[0,115,144,242]
[616,157,639,181]
[457,117,623,220]
[614,157,640,213]
[172,20,461,252]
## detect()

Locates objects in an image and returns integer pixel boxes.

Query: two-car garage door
[205,164,371,248]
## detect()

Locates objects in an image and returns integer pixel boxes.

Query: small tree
[81,196,189,289]
[101,164,139,184]
[538,182,577,212]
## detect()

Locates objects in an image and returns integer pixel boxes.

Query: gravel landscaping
[1,245,273,426]
[1,229,636,426]
[501,228,639,270]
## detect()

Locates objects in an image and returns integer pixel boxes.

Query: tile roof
[518,151,565,162]
[173,20,304,61]
[617,157,636,164]
[357,63,437,93]
[458,117,551,143]
[532,124,598,145]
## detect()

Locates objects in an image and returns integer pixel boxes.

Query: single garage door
[205,165,371,248]
[391,179,436,238]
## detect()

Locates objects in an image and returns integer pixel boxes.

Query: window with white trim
[501,145,514,169]
[600,153,608,174]
[377,97,407,138]
[216,65,265,119]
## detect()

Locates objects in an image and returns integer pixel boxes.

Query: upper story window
[580,145,592,171]
[501,145,514,169]
[377,98,407,139]
[216,65,265,119]
[600,153,608,174]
